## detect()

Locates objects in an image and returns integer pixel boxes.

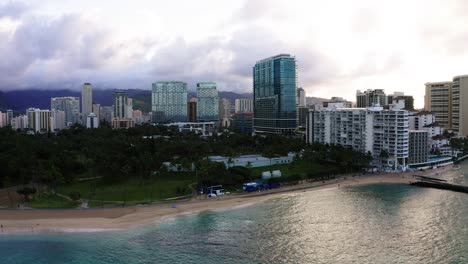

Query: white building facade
[307,106,409,171]
[235,98,253,113]
[81,83,93,120]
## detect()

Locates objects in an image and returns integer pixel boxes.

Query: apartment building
[307,106,409,170]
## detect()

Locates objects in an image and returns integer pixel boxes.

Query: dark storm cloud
[0,0,336,93]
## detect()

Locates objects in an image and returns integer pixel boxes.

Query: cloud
[0,13,133,90]
[0,1,29,19]
[145,23,337,93]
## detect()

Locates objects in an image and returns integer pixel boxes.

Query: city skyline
[2,1,468,108]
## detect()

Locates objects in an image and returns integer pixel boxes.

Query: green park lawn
[28,194,79,208]
[57,172,196,204]
[249,160,341,180]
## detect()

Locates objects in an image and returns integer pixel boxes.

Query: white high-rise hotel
[81,83,93,120]
[307,106,409,170]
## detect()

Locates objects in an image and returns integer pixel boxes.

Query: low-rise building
[112,118,135,129]
[209,153,296,168]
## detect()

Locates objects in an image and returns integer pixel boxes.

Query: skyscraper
[113,91,128,118]
[0,112,6,127]
[188,98,197,122]
[424,81,452,129]
[356,89,387,107]
[51,109,66,130]
[451,75,468,136]
[219,98,231,127]
[297,87,306,106]
[50,97,80,125]
[6,110,13,126]
[253,54,297,135]
[92,103,101,121]
[126,98,133,119]
[100,106,114,122]
[81,83,93,120]
[152,81,188,123]
[387,92,414,111]
[197,82,219,122]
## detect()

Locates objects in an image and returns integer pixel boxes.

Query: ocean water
[1,163,467,264]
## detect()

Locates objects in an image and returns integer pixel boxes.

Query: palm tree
[379,150,389,171]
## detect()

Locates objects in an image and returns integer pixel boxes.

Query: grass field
[249,160,340,179]
[57,172,196,204]
[28,194,78,208]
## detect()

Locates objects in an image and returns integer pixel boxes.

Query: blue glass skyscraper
[152,82,188,123]
[253,54,297,134]
[197,82,219,122]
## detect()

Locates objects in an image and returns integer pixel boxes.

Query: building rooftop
[453,74,468,79]
[424,81,452,85]
[256,54,293,64]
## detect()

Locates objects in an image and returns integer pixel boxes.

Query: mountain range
[0,89,328,113]
[0,89,253,113]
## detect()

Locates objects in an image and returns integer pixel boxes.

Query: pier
[411,175,468,194]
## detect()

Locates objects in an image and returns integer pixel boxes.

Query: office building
[86,113,99,129]
[113,91,128,118]
[50,97,80,125]
[307,106,409,170]
[81,83,93,120]
[126,98,133,119]
[451,75,468,136]
[133,110,142,124]
[197,82,219,122]
[188,98,197,122]
[6,110,13,126]
[408,130,429,165]
[424,82,452,129]
[26,108,52,132]
[235,98,253,113]
[297,106,310,129]
[100,106,114,122]
[232,112,253,134]
[51,110,66,130]
[219,98,231,127]
[92,104,101,121]
[0,112,6,127]
[297,87,306,106]
[152,81,188,123]
[253,54,297,135]
[356,89,387,107]
[11,115,28,130]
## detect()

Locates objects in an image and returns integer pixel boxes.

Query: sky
[1,0,468,108]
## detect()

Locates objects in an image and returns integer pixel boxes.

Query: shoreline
[0,165,455,234]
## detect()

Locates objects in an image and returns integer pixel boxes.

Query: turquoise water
[1,164,467,264]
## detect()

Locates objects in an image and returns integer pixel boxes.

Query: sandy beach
[0,166,454,234]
